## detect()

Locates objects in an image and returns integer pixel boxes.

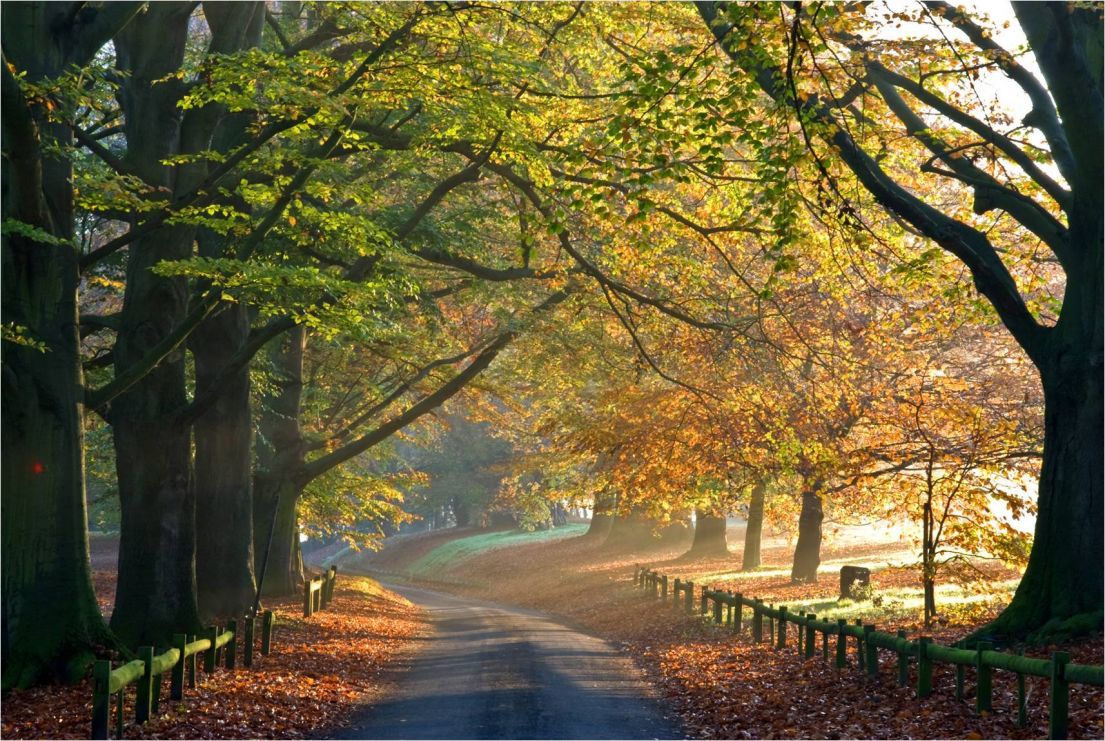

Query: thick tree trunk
[790,487,823,583]
[585,490,615,539]
[684,508,728,558]
[603,509,655,549]
[988,353,1104,638]
[192,300,255,620]
[742,479,766,571]
[252,327,307,598]
[253,474,305,597]
[0,3,136,685]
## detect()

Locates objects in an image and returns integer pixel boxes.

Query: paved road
[332,585,681,740]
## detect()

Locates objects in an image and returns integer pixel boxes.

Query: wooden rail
[91,610,276,740]
[634,566,1102,739]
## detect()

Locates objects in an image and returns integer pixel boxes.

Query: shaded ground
[347,526,1104,740]
[2,570,426,739]
[331,584,681,740]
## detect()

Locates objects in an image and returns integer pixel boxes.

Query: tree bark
[190,4,265,622]
[252,326,307,597]
[790,486,823,583]
[742,479,766,571]
[603,509,655,549]
[1,2,138,686]
[684,508,728,558]
[585,489,615,539]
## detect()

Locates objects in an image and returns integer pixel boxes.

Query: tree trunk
[790,486,823,583]
[987,346,1104,639]
[584,490,615,539]
[603,509,655,549]
[0,3,137,685]
[109,5,202,647]
[192,299,256,619]
[684,508,728,558]
[742,479,766,571]
[252,327,307,598]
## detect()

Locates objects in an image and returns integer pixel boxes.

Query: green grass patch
[406,525,588,578]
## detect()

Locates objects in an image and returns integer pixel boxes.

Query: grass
[688,547,919,584]
[405,524,588,578]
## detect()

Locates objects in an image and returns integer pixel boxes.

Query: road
[331,584,681,740]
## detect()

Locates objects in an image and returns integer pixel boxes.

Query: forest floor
[2,539,427,739]
[345,524,1105,740]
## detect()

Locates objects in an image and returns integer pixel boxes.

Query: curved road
[332,585,681,740]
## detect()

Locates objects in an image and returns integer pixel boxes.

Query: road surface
[331,584,681,740]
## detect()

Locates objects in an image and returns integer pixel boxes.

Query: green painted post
[822,626,830,661]
[854,619,865,671]
[955,665,965,700]
[152,673,162,715]
[916,637,933,699]
[734,593,743,633]
[136,646,154,723]
[796,611,805,654]
[864,625,878,678]
[244,616,255,668]
[672,578,681,609]
[752,601,763,643]
[896,630,909,686]
[805,615,817,659]
[685,582,694,614]
[226,620,238,670]
[92,660,110,740]
[187,634,197,687]
[713,594,723,625]
[976,641,993,713]
[776,606,787,649]
[115,689,124,738]
[204,626,218,673]
[835,619,847,669]
[171,633,187,700]
[261,611,274,655]
[1048,651,1069,740]
[700,590,708,615]
[768,605,775,645]
[1017,672,1027,728]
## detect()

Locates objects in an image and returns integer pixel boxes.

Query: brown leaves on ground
[1,576,426,740]
[402,533,1103,740]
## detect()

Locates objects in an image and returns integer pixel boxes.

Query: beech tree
[699,1,1102,638]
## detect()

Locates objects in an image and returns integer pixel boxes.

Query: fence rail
[304,565,339,617]
[634,566,1102,739]
[91,610,275,740]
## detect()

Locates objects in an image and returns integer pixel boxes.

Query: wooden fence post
[956,664,966,700]
[713,593,723,625]
[752,601,763,643]
[244,615,255,668]
[685,582,694,614]
[805,615,817,659]
[661,574,668,603]
[854,619,865,671]
[1048,651,1070,740]
[261,610,274,655]
[976,641,992,713]
[896,630,909,686]
[700,590,708,616]
[171,633,187,700]
[796,611,805,654]
[916,637,933,699]
[835,619,847,669]
[187,634,197,688]
[204,626,218,673]
[304,579,313,617]
[136,646,154,724]
[226,619,238,669]
[776,606,787,649]
[92,660,111,740]
[734,593,743,633]
[864,625,878,678]
[822,625,830,661]
[672,578,681,608]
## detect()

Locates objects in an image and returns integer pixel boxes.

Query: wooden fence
[91,610,275,739]
[634,566,1103,739]
[304,565,339,617]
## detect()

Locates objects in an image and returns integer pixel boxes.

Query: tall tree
[699,1,1102,637]
[1,2,142,687]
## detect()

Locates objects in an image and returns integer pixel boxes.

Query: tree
[699,1,1102,638]
[1,1,142,687]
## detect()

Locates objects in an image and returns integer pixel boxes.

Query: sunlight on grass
[770,579,1022,626]
[693,547,919,583]
[408,525,588,577]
